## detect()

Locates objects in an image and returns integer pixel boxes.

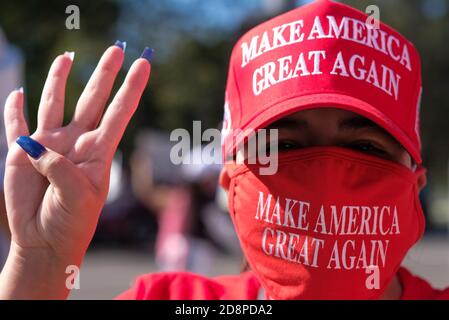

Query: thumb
[16,136,92,202]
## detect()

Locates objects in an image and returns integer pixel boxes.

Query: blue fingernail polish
[16,136,46,159]
[114,40,127,52]
[140,47,154,62]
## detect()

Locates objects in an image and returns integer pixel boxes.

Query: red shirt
[116,267,449,300]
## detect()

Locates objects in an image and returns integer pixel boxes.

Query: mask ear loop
[219,168,230,190]
[414,165,427,190]
[412,165,427,242]
[219,162,237,190]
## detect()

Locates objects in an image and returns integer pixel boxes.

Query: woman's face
[265,108,413,169]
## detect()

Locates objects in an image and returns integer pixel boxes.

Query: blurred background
[0,0,448,299]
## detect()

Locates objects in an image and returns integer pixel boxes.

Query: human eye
[259,138,302,155]
[346,140,387,156]
[277,139,303,152]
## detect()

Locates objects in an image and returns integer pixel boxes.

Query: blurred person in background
[155,143,239,274]
[0,0,449,300]
[130,130,180,219]
[129,130,180,252]
[130,131,239,273]
[0,28,23,268]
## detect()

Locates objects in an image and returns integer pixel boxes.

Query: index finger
[4,88,29,148]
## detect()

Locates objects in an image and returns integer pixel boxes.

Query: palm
[6,128,103,253]
[3,47,151,257]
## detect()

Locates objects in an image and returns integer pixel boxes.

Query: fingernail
[140,47,154,62]
[15,87,24,93]
[16,136,46,159]
[64,51,75,61]
[114,40,127,52]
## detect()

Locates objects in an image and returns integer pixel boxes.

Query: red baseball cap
[221,0,423,164]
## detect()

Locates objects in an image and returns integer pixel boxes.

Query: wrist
[0,241,83,299]
[9,240,83,265]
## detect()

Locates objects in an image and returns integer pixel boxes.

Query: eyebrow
[338,116,381,131]
[340,116,401,148]
[266,117,308,130]
[266,115,380,131]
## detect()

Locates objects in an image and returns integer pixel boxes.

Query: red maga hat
[221,0,423,163]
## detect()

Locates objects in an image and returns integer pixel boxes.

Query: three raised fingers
[70,45,125,131]
[7,45,152,155]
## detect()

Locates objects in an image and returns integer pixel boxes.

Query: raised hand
[0,43,152,299]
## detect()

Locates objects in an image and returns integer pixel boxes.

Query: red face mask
[220,147,425,299]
